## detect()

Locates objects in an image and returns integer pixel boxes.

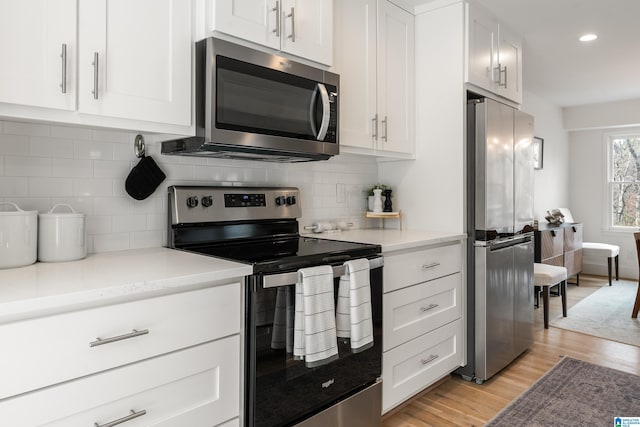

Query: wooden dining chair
[632,233,640,318]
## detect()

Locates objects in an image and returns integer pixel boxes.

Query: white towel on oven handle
[293,265,339,368]
[336,258,374,353]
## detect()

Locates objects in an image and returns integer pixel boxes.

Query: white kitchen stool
[582,242,619,286]
[533,263,568,329]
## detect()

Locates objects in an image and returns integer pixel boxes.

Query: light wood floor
[382,275,640,427]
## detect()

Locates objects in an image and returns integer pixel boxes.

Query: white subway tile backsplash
[86,215,112,235]
[92,232,130,253]
[0,134,30,155]
[29,177,73,197]
[29,137,74,158]
[92,129,135,143]
[4,121,50,137]
[73,178,113,197]
[50,125,93,140]
[2,121,379,254]
[112,214,147,233]
[93,196,131,216]
[130,230,163,249]
[74,141,114,160]
[5,156,51,177]
[52,159,93,178]
[94,160,131,178]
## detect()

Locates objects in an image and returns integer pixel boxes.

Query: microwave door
[310,83,331,141]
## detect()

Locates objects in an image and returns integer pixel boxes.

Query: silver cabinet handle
[60,44,67,94]
[272,1,281,37]
[421,303,439,312]
[421,354,439,365]
[94,409,147,427]
[286,7,295,42]
[92,52,99,99]
[89,329,149,347]
[381,116,388,142]
[372,114,378,140]
[422,262,441,270]
[501,65,508,88]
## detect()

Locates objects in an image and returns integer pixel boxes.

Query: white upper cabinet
[0,0,192,132]
[496,25,522,103]
[78,0,192,126]
[466,2,522,104]
[334,0,415,158]
[0,0,77,111]
[211,0,333,66]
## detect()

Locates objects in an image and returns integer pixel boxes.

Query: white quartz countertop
[0,247,252,323]
[304,229,466,252]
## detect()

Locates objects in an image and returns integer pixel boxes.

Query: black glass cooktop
[184,236,380,274]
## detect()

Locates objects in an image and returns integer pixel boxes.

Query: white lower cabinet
[0,336,239,427]
[382,239,465,413]
[383,319,463,411]
[0,282,243,427]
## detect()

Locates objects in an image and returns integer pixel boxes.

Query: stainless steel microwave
[162,37,339,162]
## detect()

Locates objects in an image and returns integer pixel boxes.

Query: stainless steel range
[167,185,383,427]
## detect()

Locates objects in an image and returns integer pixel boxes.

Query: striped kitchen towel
[336,258,374,353]
[293,265,339,368]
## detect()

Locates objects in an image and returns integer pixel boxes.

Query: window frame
[607,132,640,231]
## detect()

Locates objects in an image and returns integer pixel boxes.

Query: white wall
[0,120,379,254]
[520,90,570,222]
[568,126,640,279]
[379,1,466,233]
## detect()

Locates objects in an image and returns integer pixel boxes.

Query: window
[610,135,640,228]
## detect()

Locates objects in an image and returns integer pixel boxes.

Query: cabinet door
[333,0,377,151]
[466,2,498,93]
[281,0,333,65]
[78,0,191,125]
[0,0,77,111]
[377,1,414,155]
[496,25,522,103]
[212,0,280,50]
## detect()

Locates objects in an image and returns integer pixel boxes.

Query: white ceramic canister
[0,202,38,269]
[38,204,87,262]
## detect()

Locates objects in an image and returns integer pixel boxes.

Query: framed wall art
[533,136,544,170]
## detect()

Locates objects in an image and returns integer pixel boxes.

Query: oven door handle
[262,256,383,289]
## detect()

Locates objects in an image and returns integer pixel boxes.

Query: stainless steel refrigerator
[458,97,535,384]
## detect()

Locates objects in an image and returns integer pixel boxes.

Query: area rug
[549,280,640,346]
[486,357,640,426]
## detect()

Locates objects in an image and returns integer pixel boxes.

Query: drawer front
[383,273,462,351]
[383,242,462,293]
[543,255,564,267]
[0,335,240,427]
[537,228,564,260]
[0,283,241,399]
[382,319,463,413]
[564,224,583,251]
[564,249,583,277]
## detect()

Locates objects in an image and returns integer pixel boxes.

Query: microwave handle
[310,83,331,141]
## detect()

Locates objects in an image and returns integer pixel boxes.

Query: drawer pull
[422,262,441,270]
[90,329,149,348]
[94,409,147,427]
[421,354,439,365]
[421,303,439,312]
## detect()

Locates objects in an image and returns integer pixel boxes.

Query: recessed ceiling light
[579,34,598,42]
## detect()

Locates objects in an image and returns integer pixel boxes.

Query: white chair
[558,208,620,286]
[534,263,568,329]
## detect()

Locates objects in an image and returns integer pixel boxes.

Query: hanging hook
[134,134,146,158]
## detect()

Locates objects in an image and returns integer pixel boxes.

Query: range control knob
[201,196,213,207]
[286,196,297,205]
[186,196,199,208]
[275,196,286,206]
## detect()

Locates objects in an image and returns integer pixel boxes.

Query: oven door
[246,258,383,427]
